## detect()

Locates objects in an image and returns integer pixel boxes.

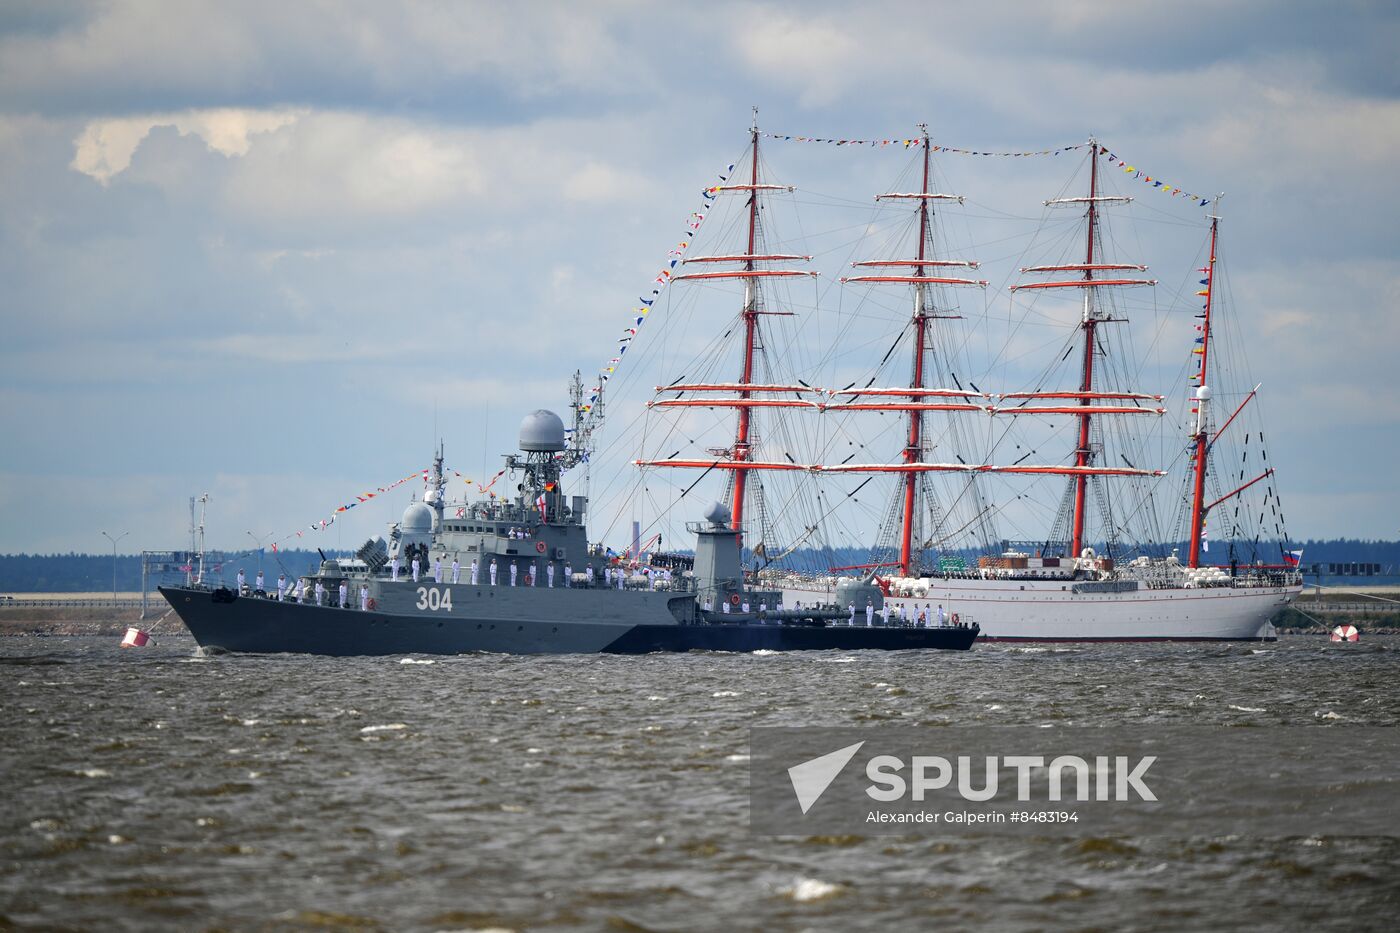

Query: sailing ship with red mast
[630,118,1301,641]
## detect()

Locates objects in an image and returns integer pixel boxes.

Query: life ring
[951,612,960,625]
[729,593,741,607]
[367,597,377,611]
[535,541,547,554]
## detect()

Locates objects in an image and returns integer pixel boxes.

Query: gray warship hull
[159,585,978,655]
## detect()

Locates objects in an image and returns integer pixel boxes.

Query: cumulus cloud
[70,107,302,183]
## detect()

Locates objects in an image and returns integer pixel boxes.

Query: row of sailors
[847,601,958,627]
[232,559,677,606]
[232,573,370,610]
[384,557,675,590]
[697,598,958,628]
[233,569,961,624]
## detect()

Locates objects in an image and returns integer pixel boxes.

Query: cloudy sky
[2,0,1397,555]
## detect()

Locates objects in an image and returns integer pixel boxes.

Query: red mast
[838,125,986,576]
[667,113,815,548]
[1069,139,1100,560]
[1009,141,1157,561]
[897,124,934,577]
[729,119,761,537]
[1187,211,1220,567]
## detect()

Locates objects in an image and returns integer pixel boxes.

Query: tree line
[2,538,1397,592]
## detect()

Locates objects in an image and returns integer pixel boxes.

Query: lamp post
[247,531,271,574]
[101,530,129,603]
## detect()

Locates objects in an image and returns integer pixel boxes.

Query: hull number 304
[415,587,454,611]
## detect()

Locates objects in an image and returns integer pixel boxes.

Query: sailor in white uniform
[411,557,420,583]
[547,563,556,588]
[563,563,572,587]
[509,563,518,587]
[255,570,265,593]
[390,556,400,581]
[865,600,875,627]
[451,558,460,584]
[359,583,369,611]
[470,558,479,585]
[847,603,855,625]
[338,581,348,609]
[489,559,498,586]
[433,557,443,584]
[276,574,287,601]
[237,569,246,592]
[314,581,324,606]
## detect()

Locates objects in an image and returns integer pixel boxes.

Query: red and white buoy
[120,627,150,648]
[1330,624,1359,643]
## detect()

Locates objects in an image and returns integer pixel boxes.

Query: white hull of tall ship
[775,578,1300,642]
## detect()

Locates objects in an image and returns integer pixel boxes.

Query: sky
[2,0,1398,555]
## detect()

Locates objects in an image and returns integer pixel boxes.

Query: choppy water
[2,634,1399,931]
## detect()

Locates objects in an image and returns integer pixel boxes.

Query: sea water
[1,635,1397,930]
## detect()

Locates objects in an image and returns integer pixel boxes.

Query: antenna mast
[196,493,209,584]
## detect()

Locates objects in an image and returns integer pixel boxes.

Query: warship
[159,408,978,655]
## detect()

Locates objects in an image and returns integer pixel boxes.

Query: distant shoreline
[0,598,187,637]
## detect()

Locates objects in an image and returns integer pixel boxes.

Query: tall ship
[626,120,1301,641]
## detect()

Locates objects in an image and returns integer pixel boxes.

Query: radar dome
[703,501,732,525]
[401,501,434,534]
[1195,385,1212,401]
[519,409,566,452]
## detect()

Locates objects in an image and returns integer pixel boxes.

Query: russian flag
[1283,549,1304,567]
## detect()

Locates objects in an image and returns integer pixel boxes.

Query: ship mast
[1070,138,1102,560]
[1187,211,1220,568]
[661,112,815,549]
[840,125,985,576]
[730,114,762,537]
[899,124,933,577]
[1009,141,1160,560]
